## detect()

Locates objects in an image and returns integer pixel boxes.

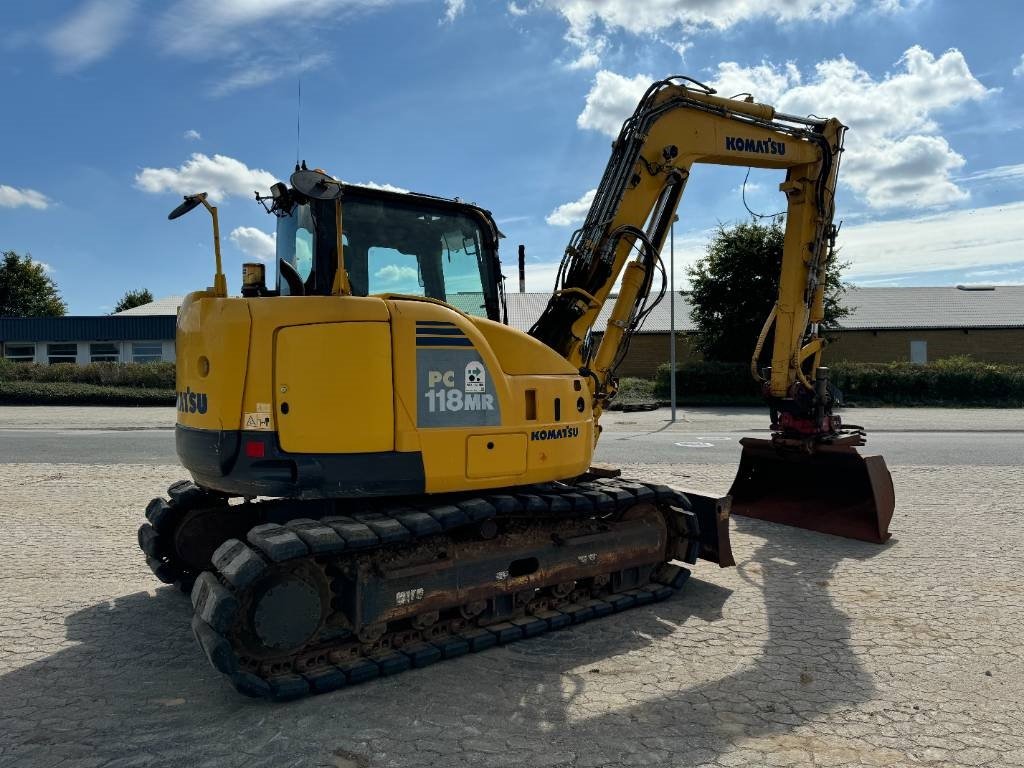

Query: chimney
[518,244,526,293]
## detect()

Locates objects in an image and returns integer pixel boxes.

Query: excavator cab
[267,172,505,321]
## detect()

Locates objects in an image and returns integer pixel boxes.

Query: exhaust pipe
[728,437,894,544]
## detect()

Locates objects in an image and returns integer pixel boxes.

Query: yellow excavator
[138,76,893,699]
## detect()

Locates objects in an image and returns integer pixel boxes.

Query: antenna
[295,72,302,169]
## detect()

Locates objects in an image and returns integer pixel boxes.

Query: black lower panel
[176,425,426,498]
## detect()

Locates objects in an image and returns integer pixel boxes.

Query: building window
[90,343,119,363]
[3,343,35,363]
[910,340,927,364]
[132,342,164,363]
[47,343,78,365]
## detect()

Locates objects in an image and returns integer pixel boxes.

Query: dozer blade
[678,490,736,567]
[728,437,894,544]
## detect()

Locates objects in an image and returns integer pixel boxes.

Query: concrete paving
[3,404,1024,433]
[0,410,1022,767]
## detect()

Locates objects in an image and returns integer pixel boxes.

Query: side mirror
[168,193,207,220]
[165,192,226,298]
[291,169,342,200]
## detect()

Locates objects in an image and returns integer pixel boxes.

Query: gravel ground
[1,457,1022,768]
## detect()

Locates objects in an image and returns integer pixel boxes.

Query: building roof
[102,285,1024,333]
[0,315,176,343]
[838,286,1024,330]
[115,296,184,315]
[502,286,1024,332]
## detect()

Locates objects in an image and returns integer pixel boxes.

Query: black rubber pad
[247,523,309,562]
[191,572,239,633]
[303,667,347,694]
[402,643,442,668]
[211,539,266,590]
[424,505,468,530]
[321,519,379,549]
[456,498,496,521]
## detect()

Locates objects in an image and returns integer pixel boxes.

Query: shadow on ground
[0,523,885,767]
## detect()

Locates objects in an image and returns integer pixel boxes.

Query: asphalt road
[1,423,1020,466]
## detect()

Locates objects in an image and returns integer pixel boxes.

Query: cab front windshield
[275,190,498,319]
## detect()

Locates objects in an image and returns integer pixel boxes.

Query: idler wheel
[251,576,323,653]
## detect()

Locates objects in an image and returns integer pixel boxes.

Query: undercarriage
[139,477,732,700]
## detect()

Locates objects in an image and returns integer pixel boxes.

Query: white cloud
[960,163,1024,185]
[1014,55,1024,78]
[157,0,399,57]
[507,2,528,16]
[46,0,139,70]
[546,188,596,226]
[349,180,411,193]
[771,46,992,208]
[183,129,202,141]
[375,264,419,284]
[442,0,465,23]
[710,60,801,103]
[38,262,55,274]
[229,227,276,262]
[0,185,51,210]
[211,53,330,97]
[577,47,992,210]
[577,71,651,136]
[534,0,916,67]
[135,153,278,202]
[841,202,1024,278]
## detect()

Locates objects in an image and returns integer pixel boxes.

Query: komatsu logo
[530,426,580,441]
[176,387,208,415]
[726,136,786,155]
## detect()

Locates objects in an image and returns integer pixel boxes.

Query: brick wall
[825,329,1024,364]
[595,333,702,378]
[607,327,1024,378]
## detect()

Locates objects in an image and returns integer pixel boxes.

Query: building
[0,316,176,365]
[3,286,1022,374]
[504,285,1024,376]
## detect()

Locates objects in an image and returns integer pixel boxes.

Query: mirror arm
[200,198,228,298]
[331,198,353,296]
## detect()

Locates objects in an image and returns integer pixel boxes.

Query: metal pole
[669,217,677,422]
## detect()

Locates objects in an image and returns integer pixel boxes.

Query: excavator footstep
[728,437,894,544]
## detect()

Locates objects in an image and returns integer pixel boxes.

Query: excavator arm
[531,76,845,432]
[532,76,893,544]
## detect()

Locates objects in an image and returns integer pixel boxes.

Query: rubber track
[138,480,229,594]
[188,478,700,701]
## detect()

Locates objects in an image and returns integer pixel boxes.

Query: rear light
[244,440,266,458]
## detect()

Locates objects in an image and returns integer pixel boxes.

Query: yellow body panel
[274,323,394,453]
[175,290,251,432]
[466,433,528,479]
[176,292,593,497]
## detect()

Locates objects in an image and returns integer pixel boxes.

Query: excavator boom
[531,76,894,544]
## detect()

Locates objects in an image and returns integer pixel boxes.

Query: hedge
[0,360,175,389]
[653,357,1024,407]
[0,381,175,406]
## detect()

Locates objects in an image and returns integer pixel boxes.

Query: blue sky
[2,0,1023,313]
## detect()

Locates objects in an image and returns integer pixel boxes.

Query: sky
[2,0,1023,313]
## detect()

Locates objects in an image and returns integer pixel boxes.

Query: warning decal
[244,412,273,431]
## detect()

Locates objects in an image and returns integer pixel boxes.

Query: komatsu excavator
[138,76,893,700]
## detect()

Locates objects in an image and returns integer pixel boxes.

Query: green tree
[114,288,154,313]
[0,251,67,317]
[686,219,850,363]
